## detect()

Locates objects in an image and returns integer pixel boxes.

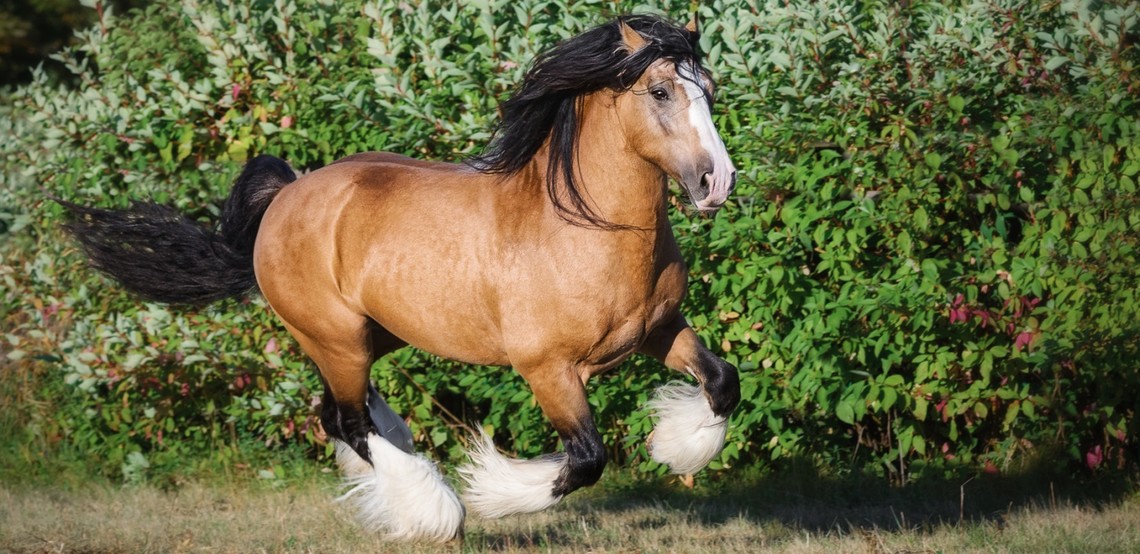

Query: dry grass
[2,474,1138,554]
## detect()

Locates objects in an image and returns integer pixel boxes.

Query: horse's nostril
[699,172,712,192]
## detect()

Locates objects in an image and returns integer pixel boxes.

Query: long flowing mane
[469,14,707,228]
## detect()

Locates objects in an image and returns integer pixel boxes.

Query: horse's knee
[698,349,740,417]
[552,427,607,497]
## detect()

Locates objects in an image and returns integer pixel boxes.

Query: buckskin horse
[63,14,740,541]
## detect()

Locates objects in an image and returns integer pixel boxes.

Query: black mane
[469,14,706,229]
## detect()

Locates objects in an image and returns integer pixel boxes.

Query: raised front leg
[640,312,741,474]
[459,364,606,517]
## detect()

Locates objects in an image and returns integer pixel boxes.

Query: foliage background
[1,0,1138,487]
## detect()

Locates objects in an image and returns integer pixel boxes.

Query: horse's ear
[684,17,700,49]
[619,20,648,53]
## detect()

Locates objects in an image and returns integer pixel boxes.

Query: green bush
[2,0,1137,484]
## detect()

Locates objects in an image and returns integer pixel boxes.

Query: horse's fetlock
[321,395,377,464]
[551,429,606,497]
[698,350,740,417]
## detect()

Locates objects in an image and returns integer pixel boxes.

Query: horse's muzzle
[690,167,737,213]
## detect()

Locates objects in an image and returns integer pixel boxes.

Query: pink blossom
[265,338,278,353]
[1086,445,1103,470]
[280,115,293,129]
[232,83,241,100]
[948,294,969,324]
[1013,330,1034,352]
[935,399,949,421]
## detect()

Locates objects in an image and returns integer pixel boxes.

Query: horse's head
[472,15,737,226]
[615,21,737,213]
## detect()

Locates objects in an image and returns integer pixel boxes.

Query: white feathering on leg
[646,381,728,475]
[457,428,567,518]
[334,439,373,479]
[337,434,465,542]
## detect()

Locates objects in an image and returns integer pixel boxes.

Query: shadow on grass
[562,459,1138,536]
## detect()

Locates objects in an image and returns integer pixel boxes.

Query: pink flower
[232,83,241,100]
[1013,330,1034,352]
[265,338,278,353]
[948,294,968,324]
[1086,445,1103,470]
[280,115,293,129]
[936,399,949,421]
[983,460,999,474]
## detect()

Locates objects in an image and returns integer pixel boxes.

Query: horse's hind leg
[460,363,606,517]
[639,313,741,475]
[279,318,464,541]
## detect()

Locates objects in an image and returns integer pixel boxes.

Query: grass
[2,465,1138,553]
[1,355,1137,553]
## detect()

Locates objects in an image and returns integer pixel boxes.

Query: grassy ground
[2,466,1138,554]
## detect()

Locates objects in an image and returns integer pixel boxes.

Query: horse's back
[253,152,512,365]
[330,151,457,171]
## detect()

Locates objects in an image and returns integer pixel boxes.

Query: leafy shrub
[1,0,1137,484]
[689,0,1140,480]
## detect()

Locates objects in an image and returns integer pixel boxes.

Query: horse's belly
[354,248,510,366]
[366,297,510,366]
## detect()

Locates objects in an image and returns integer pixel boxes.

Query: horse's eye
[650,87,670,102]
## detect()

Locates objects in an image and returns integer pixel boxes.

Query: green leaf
[1045,56,1069,71]
[921,259,939,281]
[948,95,965,113]
[836,401,855,424]
[768,51,791,69]
[914,397,929,421]
[881,388,898,411]
[770,265,785,285]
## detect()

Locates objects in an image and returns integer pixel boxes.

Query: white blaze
[679,62,735,211]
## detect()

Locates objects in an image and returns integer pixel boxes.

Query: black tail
[61,155,297,306]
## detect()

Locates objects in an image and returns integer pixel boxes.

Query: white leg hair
[334,439,373,479]
[457,428,567,518]
[335,435,465,542]
[646,381,728,475]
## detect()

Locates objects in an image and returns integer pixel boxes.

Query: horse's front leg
[459,364,606,517]
[640,312,741,475]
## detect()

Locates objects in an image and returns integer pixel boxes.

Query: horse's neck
[520,94,679,288]
[542,93,670,233]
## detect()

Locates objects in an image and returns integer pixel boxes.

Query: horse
[62,14,740,542]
